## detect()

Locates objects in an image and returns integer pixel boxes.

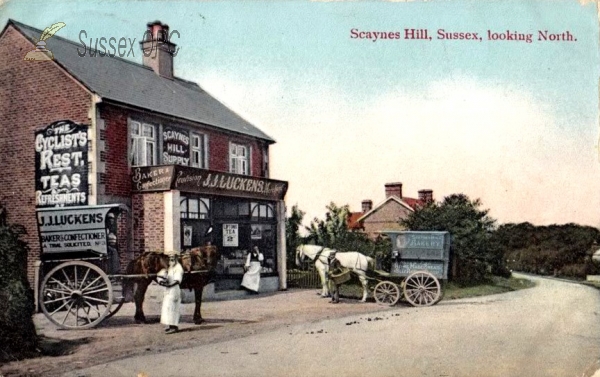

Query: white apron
[241,261,262,292]
[242,252,265,292]
[159,263,184,327]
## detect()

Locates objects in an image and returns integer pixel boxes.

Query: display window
[179,195,277,276]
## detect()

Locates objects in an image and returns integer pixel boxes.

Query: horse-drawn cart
[37,204,214,329]
[36,204,129,329]
[369,231,451,307]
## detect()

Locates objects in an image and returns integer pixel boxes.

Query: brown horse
[124,245,218,325]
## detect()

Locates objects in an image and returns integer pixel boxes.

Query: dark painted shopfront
[132,165,288,289]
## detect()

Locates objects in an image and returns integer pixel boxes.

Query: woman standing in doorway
[241,246,264,293]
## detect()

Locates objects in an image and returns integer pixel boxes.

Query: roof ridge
[6,19,275,142]
[8,19,205,82]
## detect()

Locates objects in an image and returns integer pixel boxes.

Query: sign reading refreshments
[131,165,288,201]
[36,204,120,255]
[35,120,89,207]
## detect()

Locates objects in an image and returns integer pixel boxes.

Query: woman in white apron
[241,246,264,293]
[157,251,184,334]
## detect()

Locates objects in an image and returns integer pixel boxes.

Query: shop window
[130,120,156,167]
[229,142,249,175]
[180,197,210,219]
[251,202,274,219]
[214,200,250,219]
[191,132,207,169]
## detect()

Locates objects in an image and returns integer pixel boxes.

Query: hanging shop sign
[36,204,121,255]
[162,125,190,166]
[131,165,288,201]
[35,120,89,207]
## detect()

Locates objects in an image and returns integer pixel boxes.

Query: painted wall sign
[35,120,89,207]
[131,165,288,201]
[162,125,190,166]
[382,231,451,279]
[223,223,239,247]
[36,204,120,255]
[131,165,175,192]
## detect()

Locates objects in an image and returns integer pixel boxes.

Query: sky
[2,0,599,228]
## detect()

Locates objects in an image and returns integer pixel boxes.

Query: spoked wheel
[40,261,113,329]
[105,278,125,320]
[373,281,401,306]
[403,271,441,307]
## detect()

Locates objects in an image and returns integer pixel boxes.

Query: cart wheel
[403,271,441,307]
[105,279,125,320]
[40,261,113,329]
[374,281,401,305]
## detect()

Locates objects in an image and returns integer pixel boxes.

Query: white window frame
[130,120,157,167]
[190,132,207,169]
[229,142,249,175]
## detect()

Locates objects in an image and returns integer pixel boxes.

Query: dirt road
[3,274,599,377]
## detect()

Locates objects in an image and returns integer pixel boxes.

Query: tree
[401,193,508,284]
[306,202,391,267]
[285,204,306,268]
[0,205,38,361]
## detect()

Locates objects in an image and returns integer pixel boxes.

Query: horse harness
[312,246,337,266]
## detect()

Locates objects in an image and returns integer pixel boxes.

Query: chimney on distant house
[361,200,373,213]
[418,189,434,203]
[140,21,177,79]
[385,182,403,199]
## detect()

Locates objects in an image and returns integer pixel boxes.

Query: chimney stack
[361,200,373,213]
[418,189,434,203]
[385,182,403,199]
[141,21,177,79]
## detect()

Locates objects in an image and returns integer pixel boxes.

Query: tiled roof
[8,20,275,143]
[347,212,364,230]
[402,197,424,210]
[356,196,416,223]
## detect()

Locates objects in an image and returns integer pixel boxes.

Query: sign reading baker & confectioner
[35,120,89,207]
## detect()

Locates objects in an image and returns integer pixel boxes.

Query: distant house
[348,182,433,238]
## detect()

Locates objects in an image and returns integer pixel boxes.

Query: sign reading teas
[36,205,120,255]
[35,120,89,207]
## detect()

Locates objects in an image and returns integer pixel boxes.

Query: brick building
[349,182,433,238]
[0,20,288,299]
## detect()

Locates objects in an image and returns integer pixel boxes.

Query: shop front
[132,165,288,292]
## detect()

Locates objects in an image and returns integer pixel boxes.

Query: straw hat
[164,250,180,257]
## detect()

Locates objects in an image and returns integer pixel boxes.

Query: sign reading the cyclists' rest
[34,120,89,208]
[36,205,120,254]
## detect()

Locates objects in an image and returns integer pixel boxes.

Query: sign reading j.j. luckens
[132,165,288,201]
[35,120,89,207]
[36,205,119,255]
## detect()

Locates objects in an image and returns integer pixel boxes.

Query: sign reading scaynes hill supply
[131,165,288,201]
[35,120,89,207]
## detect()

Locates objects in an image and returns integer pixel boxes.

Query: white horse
[295,244,375,302]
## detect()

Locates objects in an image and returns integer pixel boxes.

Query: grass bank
[335,275,535,302]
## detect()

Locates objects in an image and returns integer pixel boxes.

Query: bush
[0,210,37,361]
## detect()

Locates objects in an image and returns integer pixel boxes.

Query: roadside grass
[582,281,600,290]
[335,275,535,302]
[442,276,536,300]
